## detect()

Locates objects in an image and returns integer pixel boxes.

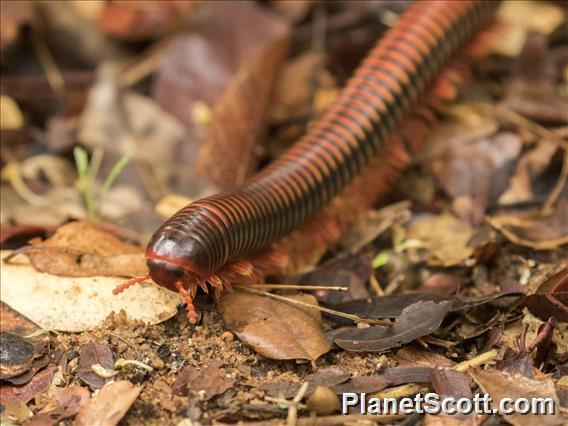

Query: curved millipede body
[116,0,499,322]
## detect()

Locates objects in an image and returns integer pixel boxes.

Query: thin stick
[234,286,391,326]
[241,284,348,292]
[287,382,308,426]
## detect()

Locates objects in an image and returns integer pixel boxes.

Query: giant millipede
[115,0,499,322]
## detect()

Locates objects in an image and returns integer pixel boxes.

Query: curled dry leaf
[173,360,235,400]
[500,140,559,205]
[470,368,563,426]
[12,221,146,278]
[524,266,568,322]
[487,196,568,251]
[332,301,452,352]
[153,0,291,189]
[0,251,180,332]
[0,303,49,383]
[219,291,330,361]
[75,380,141,426]
[28,386,90,425]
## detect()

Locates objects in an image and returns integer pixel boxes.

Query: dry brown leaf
[172,360,235,400]
[406,213,474,267]
[77,342,115,390]
[0,250,180,332]
[14,221,146,278]
[0,366,56,405]
[153,1,291,189]
[428,130,522,224]
[75,380,141,426]
[218,292,330,361]
[470,368,563,426]
[487,196,568,250]
[29,386,90,425]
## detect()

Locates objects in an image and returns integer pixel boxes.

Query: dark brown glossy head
[145,225,211,291]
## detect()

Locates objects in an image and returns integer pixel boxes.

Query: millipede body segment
[117,0,499,322]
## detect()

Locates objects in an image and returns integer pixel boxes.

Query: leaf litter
[0,1,567,425]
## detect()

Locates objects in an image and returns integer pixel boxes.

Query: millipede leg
[113,274,150,295]
[175,281,199,324]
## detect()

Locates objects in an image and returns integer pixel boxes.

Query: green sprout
[73,146,130,222]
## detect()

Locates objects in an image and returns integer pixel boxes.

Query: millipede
[114,0,500,322]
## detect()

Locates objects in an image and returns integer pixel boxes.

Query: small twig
[31,26,66,99]
[242,284,348,292]
[1,162,44,205]
[488,103,568,148]
[453,349,498,372]
[287,382,309,426]
[234,286,391,326]
[115,358,154,373]
[369,274,384,296]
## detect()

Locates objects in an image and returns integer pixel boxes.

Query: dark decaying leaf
[153,1,290,190]
[12,221,146,278]
[332,300,452,352]
[219,291,330,361]
[0,366,56,405]
[75,381,141,426]
[173,360,235,400]
[0,303,49,383]
[331,375,391,395]
[470,368,563,426]
[381,367,433,385]
[77,341,114,390]
[430,369,471,399]
[301,249,374,304]
[496,347,535,378]
[524,266,568,322]
[0,224,54,250]
[327,291,523,322]
[26,386,90,425]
